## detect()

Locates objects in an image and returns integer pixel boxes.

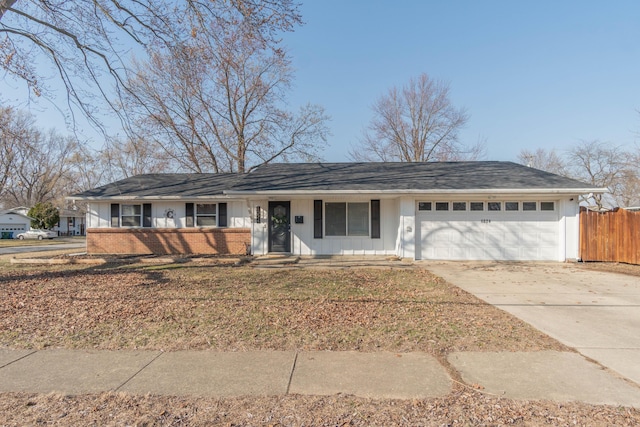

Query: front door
[268,201,291,253]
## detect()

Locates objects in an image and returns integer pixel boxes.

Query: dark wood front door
[268,201,291,253]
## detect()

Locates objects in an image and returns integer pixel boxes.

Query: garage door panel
[540,232,557,245]
[419,216,559,261]
[464,232,486,245]
[502,230,522,245]
[502,246,521,260]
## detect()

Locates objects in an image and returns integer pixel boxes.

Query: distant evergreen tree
[28,202,59,230]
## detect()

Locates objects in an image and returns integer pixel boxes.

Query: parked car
[15,229,57,240]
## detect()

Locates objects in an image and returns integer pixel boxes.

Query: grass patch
[0,264,564,355]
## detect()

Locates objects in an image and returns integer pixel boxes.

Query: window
[415,200,555,214]
[121,204,142,227]
[196,203,217,226]
[186,202,227,227]
[325,203,346,236]
[348,203,369,236]
[325,202,369,236]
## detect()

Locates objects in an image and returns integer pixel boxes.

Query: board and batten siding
[86,201,248,229]
[250,198,399,256]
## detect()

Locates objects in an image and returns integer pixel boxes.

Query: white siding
[250,198,399,256]
[397,197,416,259]
[86,200,248,229]
[250,200,269,256]
[84,194,583,262]
[0,213,30,235]
[87,203,110,228]
[561,197,581,261]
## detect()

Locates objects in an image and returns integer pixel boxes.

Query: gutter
[68,187,609,201]
[67,195,242,202]
[223,187,609,196]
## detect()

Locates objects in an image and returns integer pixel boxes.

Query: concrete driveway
[424,261,640,386]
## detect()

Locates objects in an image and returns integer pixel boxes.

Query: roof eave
[68,187,609,200]
[67,195,234,201]
[224,187,608,196]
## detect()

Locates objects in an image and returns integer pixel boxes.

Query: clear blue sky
[283,0,640,162]
[2,1,638,164]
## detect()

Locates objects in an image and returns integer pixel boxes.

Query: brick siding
[86,228,251,255]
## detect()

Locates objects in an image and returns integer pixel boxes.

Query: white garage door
[417,201,559,261]
[0,223,27,237]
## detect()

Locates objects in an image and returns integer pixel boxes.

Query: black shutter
[371,199,381,239]
[314,200,323,238]
[110,203,120,228]
[185,203,194,227]
[143,203,152,227]
[218,203,227,227]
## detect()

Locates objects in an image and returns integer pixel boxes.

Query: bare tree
[0,106,22,200]
[62,145,106,198]
[517,148,568,176]
[350,73,479,162]
[566,140,631,209]
[127,19,329,173]
[99,137,173,181]
[0,109,79,207]
[516,141,640,209]
[0,1,302,131]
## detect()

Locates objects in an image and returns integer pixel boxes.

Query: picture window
[325,202,369,236]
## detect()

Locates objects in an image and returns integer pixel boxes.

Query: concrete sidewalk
[2,348,640,407]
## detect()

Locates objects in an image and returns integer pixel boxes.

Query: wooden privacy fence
[580,207,640,265]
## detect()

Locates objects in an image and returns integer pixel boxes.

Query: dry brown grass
[0,263,563,354]
[2,261,638,426]
[1,389,639,426]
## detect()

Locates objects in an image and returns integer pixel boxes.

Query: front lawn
[3,262,639,426]
[0,263,562,355]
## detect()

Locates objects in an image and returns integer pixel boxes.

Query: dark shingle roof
[70,162,603,200]
[71,173,241,199]
[230,162,599,193]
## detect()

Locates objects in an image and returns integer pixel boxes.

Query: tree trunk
[0,0,18,20]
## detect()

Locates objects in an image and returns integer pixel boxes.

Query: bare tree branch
[126,17,328,174]
[350,73,479,162]
[1,1,302,136]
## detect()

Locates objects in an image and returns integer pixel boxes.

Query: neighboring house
[0,208,33,239]
[69,162,606,261]
[56,208,86,236]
